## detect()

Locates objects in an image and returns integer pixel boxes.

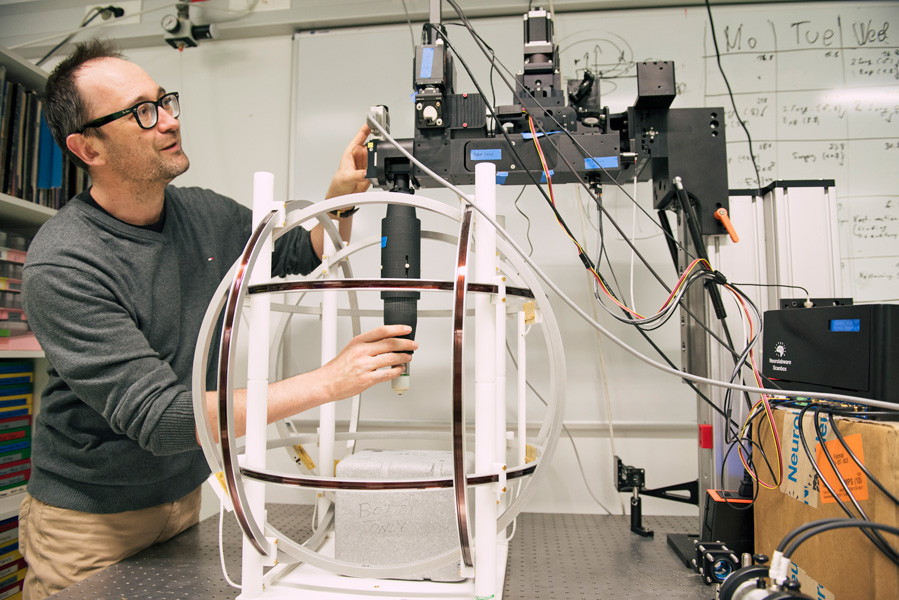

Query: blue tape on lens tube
[420,47,434,79]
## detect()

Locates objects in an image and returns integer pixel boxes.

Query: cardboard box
[754,407,899,600]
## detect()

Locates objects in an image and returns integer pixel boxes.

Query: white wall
[124,36,295,205]
[19,8,812,523]
[119,27,701,519]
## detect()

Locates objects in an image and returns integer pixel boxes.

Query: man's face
[76,58,189,185]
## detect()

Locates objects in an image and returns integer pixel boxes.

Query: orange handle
[714,207,739,243]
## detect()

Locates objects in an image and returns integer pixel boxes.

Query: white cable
[576,189,626,516]
[629,176,638,315]
[366,114,897,411]
[506,339,615,516]
[574,185,598,232]
[504,517,517,543]
[564,423,614,515]
[218,495,241,590]
[310,496,319,533]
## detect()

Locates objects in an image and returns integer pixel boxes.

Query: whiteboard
[292,0,899,304]
[289,2,897,513]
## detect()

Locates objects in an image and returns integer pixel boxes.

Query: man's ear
[66,133,104,168]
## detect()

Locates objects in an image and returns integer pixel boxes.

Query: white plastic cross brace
[459,561,476,580]
[492,275,506,305]
[262,537,278,568]
[493,461,508,503]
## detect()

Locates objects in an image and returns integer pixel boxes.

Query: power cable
[828,412,899,507]
[36,5,125,67]
[365,113,899,412]
[704,0,763,191]
[399,0,417,61]
[796,405,899,564]
[511,186,534,256]
[420,19,748,408]
[432,13,753,377]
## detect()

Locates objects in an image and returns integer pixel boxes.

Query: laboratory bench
[49,505,711,599]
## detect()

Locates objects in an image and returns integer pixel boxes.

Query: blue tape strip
[521,131,559,140]
[539,170,554,184]
[420,47,434,79]
[381,236,387,248]
[584,156,619,170]
[496,172,508,185]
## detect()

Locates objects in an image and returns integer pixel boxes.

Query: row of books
[0,65,87,210]
[0,362,31,500]
[0,515,24,600]
[0,361,31,599]
[0,233,29,339]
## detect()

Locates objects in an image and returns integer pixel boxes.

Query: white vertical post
[517,311,527,466]
[474,162,498,600]
[318,232,338,527]
[240,172,275,599]
[495,276,507,508]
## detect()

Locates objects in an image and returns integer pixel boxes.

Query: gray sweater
[22,186,320,513]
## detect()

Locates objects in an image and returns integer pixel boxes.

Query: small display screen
[830,318,860,332]
[471,149,501,161]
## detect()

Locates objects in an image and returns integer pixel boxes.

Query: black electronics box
[762,304,899,404]
[701,489,753,557]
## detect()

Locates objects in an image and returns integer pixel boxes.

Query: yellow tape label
[523,301,536,325]
[214,471,229,496]
[292,444,316,471]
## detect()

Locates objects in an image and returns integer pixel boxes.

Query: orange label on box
[816,433,868,504]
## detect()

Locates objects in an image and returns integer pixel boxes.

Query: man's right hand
[321,324,417,401]
[199,324,417,444]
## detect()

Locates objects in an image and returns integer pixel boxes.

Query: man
[19,40,415,599]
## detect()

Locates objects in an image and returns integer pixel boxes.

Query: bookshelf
[0,45,45,95]
[1,50,51,512]
[1,45,52,361]
[0,490,23,521]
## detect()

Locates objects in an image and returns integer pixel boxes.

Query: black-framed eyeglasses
[79,92,180,133]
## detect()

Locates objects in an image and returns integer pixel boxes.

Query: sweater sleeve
[201,189,321,278]
[272,225,322,277]
[22,262,199,456]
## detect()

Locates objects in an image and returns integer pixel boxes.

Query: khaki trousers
[18,486,202,600]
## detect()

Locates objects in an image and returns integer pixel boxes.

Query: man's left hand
[325,124,372,200]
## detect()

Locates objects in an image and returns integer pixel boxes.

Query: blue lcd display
[471,149,502,161]
[830,318,860,332]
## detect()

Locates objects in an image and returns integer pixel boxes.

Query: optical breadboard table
[48,505,711,599]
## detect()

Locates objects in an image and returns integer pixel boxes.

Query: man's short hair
[43,39,124,170]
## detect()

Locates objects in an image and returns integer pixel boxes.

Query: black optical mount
[614,456,699,538]
[366,6,731,238]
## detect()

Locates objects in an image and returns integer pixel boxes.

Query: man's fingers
[363,337,417,359]
[371,364,407,384]
[355,324,413,344]
[374,352,413,369]
[347,124,371,151]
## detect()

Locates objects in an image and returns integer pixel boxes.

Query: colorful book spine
[0,417,31,433]
[0,375,30,387]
